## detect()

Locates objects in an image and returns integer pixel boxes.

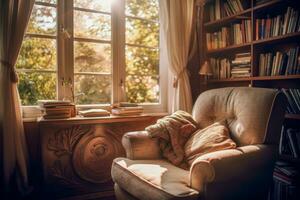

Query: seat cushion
[111,158,199,200]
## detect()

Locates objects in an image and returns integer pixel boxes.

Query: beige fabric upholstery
[192,87,286,146]
[114,184,139,200]
[184,121,236,165]
[190,145,275,191]
[111,158,199,200]
[122,131,161,160]
[112,87,287,200]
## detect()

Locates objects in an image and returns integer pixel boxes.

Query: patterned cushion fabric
[184,121,237,165]
[111,158,199,200]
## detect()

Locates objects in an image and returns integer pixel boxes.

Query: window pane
[74,0,111,12]
[126,18,159,47]
[126,46,159,76]
[27,5,56,35]
[74,42,111,73]
[18,72,56,105]
[126,0,159,20]
[74,11,111,40]
[16,38,56,70]
[125,75,159,103]
[74,75,111,104]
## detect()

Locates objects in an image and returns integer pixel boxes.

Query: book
[286,129,300,158]
[111,106,143,116]
[78,109,110,117]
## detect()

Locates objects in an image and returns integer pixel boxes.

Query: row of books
[209,53,251,79]
[206,20,251,50]
[208,0,249,21]
[258,47,300,76]
[281,89,300,114]
[209,58,231,79]
[271,161,299,200]
[255,7,300,40]
[279,126,300,158]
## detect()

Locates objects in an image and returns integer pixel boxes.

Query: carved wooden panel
[39,116,160,199]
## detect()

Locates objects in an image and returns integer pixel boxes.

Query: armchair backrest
[192,87,287,146]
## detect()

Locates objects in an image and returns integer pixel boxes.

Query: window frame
[21,0,167,118]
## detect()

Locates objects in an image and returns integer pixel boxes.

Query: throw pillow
[184,121,236,165]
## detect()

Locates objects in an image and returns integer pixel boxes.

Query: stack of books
[259,47,300,76]
[255,7,300,40]
[111,102,143,116]
[209,57,231,79]
[272,161,299,200]
[231,53,251,78]
[38,100,76,119]
[208,0,248,21]
[206,20,251,50]
[281,89,300,114]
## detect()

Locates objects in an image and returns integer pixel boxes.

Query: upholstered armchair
[111,87,287,200]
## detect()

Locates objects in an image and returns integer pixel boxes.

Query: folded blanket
[146,110,198,169]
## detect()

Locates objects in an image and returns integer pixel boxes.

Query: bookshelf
[199,0,300,199]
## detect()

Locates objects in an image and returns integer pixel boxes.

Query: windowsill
[22,103,168,122]
[35,112,168,124]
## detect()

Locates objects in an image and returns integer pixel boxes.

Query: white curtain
[0,0,34,195]
[160,0,195,113]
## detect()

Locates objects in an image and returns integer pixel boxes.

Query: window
[125,0,160,103]
[17,0,166,112]
[17,0,57,105]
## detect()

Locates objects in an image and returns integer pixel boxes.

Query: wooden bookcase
[199,0,300,199]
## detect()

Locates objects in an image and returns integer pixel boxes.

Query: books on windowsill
[111,106,143,116]
[38,100,76,119]
[78,109,110,117]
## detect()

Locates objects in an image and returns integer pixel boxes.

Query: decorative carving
[47,126,90,157]
[40,117,161,198]
[50,160,81,185]
[72,125,124,183]
[47,125,91,184]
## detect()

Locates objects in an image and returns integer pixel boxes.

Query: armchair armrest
[189,144,277,198]
[122,131,161,160]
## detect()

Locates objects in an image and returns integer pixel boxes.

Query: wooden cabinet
[38,115,163,199]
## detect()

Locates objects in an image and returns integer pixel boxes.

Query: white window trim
[22,0,168,119]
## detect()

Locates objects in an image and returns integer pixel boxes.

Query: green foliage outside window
[16,0,159,105]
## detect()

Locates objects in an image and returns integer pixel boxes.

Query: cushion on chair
[111,158,199,200]
[184,121,236,165]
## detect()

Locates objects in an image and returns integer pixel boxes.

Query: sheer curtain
[160,0,195,113]
[0,0,34,195]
